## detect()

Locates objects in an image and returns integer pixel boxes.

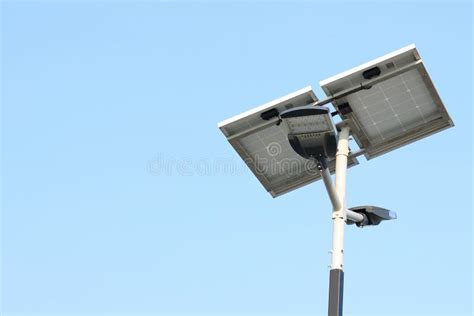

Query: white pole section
[319,167,364,223]
[327,125,351,316]
[331,126,350,270]
[320,167,342,212]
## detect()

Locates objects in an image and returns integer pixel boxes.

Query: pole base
[328,269,344,316]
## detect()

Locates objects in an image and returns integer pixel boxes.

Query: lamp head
[347,205,397,227]
[280,106,337,161]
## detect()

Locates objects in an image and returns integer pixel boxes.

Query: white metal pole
[320,167,342,212]
[332,126,350,269]
[328,125,350,316]
[319,167,364,223]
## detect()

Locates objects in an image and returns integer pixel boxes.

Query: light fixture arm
[317,161,365,224]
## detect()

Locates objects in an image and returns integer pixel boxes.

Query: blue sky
[1,1,472,316]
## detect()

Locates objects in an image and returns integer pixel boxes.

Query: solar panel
[320,44,454,159]
[218,87,359,197]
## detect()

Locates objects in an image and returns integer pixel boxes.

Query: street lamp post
[217,44,453,316]
[327,125,350,316]
[277,109,365,316]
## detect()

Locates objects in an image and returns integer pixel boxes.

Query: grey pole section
[328,126,350,316]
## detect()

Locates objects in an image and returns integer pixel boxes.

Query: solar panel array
[219,44,453,197]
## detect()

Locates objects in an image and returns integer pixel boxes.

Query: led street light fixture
[281,106,334,134]
[347,205,397,227]
[217,44,452,316]
[280,106,338,161]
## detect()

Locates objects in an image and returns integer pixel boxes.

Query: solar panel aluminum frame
[218,86,360,198]
[320,44,454,160]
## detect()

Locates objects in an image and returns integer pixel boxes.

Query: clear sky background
[1,1,472,316]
